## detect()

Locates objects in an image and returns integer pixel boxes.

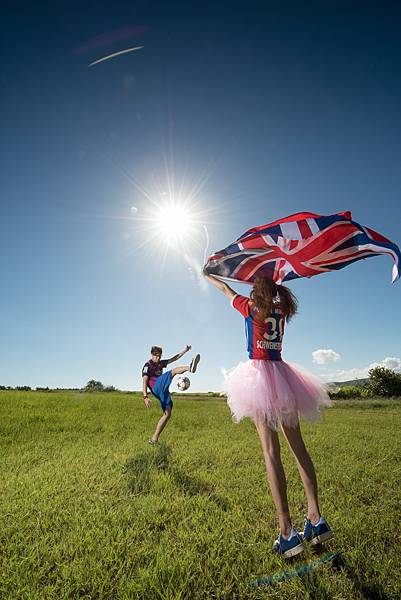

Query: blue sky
[1,0,401,391]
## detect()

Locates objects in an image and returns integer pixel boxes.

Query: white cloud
[317,356,401,382]
[312,349,341,365]
[380,357,401,371]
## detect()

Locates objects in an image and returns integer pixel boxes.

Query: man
[142,345,200,444]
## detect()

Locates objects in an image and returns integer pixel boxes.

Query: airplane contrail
[88,46,144,67]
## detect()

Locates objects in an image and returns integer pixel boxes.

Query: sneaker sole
[310,531,334,545]
[190,354,201,373]
[283,541,305,558]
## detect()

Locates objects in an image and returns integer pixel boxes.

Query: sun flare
[153,202,195,247]
[118,166,220,269]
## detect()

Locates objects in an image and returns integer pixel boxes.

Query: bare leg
[256,419,292,538]
[281,422,321,524]
[171,366,189,376]
[171,354,200,377]
[151,405,172,442]
[150,366,192,443]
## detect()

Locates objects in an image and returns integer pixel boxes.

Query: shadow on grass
[122,444,169,494]
[330,553,390,600]
[254,547,391,599]
[123,443,229,510]
[252,551,340,591]
[295,547,390,600]
[276,545,390,600]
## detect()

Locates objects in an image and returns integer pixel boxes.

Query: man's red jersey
[231,294,284,360]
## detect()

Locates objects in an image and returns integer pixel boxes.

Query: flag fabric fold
[203,211,400,285]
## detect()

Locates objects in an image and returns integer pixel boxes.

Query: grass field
[1,390,400,599]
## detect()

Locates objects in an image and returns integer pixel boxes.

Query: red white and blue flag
[204,211,400,284]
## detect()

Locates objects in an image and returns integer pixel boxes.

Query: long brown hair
[250,277,298,322]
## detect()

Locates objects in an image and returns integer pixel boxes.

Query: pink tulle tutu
[225,359,331,429]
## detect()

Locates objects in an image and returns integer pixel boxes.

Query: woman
[204,273,333,557]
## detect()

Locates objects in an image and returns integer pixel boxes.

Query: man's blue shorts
[151,370,173,412]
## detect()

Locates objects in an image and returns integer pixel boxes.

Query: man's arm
[203,272,237,301]
[165,344,191,365]
[142,375,151,408]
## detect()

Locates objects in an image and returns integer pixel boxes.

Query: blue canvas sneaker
[273,527,305,558]
[303,516,334,545]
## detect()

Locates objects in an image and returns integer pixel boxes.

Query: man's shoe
[273,528,305,558]
[303,516,334,545]
[189,354,201,373]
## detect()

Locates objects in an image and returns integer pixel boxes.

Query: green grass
[1,391,400,599]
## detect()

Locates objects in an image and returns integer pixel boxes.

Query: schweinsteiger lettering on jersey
[256,340,282,350]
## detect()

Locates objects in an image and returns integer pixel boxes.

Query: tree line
[329,367,401,399]
[2,368,401,397]
[0,381,118,393]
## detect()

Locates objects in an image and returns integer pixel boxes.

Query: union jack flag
[204,211,400,284]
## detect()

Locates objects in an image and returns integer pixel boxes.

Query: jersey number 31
[263,317,284,341]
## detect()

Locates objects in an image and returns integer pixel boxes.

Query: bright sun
[126,169,218,263]
[153,202,194,247]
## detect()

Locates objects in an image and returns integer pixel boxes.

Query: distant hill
[328,378,369,390]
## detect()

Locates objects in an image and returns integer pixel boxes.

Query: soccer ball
[177,376,190,391]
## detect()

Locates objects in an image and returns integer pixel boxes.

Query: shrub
[84,380,104,392]
[368,367,401,397]
[360,385,372,398]
[331,385,362,399]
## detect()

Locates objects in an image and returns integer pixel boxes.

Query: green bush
[84,380,104,392]
[360,385,372,398]
[330,385,362,399]
[368,367,401,397]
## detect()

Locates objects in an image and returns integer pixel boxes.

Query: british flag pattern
[204,211,400,285]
